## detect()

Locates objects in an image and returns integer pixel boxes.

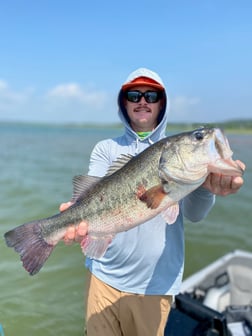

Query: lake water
[0,123,251,335]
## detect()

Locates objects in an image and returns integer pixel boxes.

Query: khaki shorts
[85,272,172,336]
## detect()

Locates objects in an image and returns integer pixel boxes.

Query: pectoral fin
[161,203,180,224]
[138,184,167,209]
[81,234,114,259]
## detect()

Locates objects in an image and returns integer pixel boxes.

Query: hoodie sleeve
[87,140,112,177]
[183,186,215,222]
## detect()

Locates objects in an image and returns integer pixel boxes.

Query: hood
[117,68,169,142]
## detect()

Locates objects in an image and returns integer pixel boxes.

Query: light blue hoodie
[85,68,215,295]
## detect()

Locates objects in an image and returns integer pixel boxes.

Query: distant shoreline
[0,119,252,134]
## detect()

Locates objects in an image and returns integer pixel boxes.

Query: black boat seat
[165,293,229,336]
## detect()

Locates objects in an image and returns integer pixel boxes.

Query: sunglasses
[125,90,162,103]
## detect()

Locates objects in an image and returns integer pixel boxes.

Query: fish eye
[193,130,204,141]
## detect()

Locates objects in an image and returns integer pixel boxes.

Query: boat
[165,250,252,336]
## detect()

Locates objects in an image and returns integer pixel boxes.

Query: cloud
[43,82,113,123]
[0,80,114,123]
[0,81,205,124]
[48,83,83,98]
[46,83,108,110]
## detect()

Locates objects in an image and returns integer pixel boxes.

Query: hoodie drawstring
[134,136,154,155]
[135,138,140,154]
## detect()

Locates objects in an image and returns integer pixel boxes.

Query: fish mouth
[208,157,244,176]
[212,128,244,176]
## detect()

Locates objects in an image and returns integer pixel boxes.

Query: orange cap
[121,76,164,92]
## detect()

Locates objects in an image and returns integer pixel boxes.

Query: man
[61,68,245,335]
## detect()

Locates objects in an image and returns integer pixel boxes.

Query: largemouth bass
[4,127,243,275]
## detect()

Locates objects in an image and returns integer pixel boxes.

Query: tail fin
[4,222,55,276]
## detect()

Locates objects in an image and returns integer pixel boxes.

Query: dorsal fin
[72,175,101,202]
[105,154,134,176]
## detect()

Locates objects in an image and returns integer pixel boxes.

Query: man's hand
[60,202,88,245]
[202,160,245,196]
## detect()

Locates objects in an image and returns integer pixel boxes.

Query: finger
[209,173,221,188]
[64,225,76,245]
[231,176,244,191]
[220,175,232,189]
[235,160,246,171]
[60,201,73,212]
[77,221,88,236]
[202,173,219,192]
[217,175,244,196]
[205,173,230,195]
[75,221,88,243]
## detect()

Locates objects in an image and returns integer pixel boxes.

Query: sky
[0,0,251,125]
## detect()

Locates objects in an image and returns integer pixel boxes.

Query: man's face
[124,85,163,132]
